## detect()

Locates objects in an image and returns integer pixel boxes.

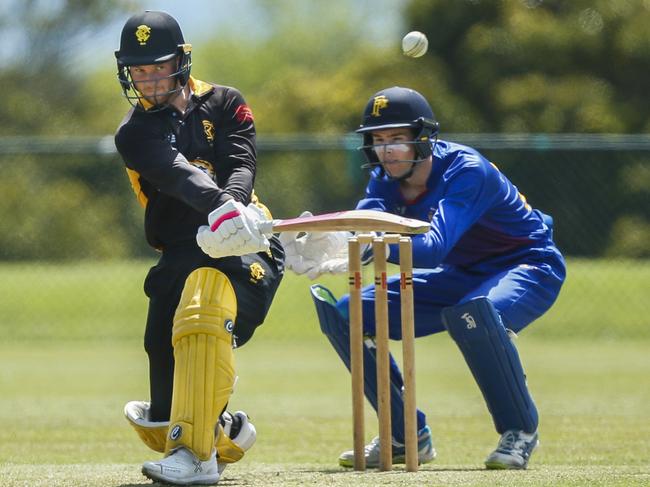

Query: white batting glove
[196,200,270,258]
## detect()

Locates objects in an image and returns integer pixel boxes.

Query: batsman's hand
[196,200,270,259]
[279,211,350,279]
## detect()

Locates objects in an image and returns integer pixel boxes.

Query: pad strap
[311,284,426,442]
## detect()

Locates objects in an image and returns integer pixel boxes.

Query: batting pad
[442,297,538,433]
[214,424,245,464]
[166,268,237,460]
[310,284,426,443]
[124,400,169,453]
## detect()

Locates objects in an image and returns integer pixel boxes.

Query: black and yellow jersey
[115,77,259,250]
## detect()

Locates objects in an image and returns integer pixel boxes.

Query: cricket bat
[258,210,430,235]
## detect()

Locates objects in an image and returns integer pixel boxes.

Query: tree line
[0,0,648,260]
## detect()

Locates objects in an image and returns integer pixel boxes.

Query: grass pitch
[0,259,649,486]
[0,339,648,486]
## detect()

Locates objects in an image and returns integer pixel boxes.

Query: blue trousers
[338,253,565,338]
[335,251,565,440]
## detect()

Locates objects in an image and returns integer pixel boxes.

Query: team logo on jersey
[234,104,254,123]
[202,120,215,142]
[249,263,265,283]
[166,132,177,147]
[135,25,152,45]
[189,158,215,179]
[371,95,389,117]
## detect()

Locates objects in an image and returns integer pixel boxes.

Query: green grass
[0,339,649,486]
[533,258,650,339]
[0,258,649,485]
[0,258,648,341]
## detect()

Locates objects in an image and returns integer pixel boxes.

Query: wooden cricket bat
[258,210,430,235]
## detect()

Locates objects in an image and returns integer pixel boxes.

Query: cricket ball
[402,31,428,58]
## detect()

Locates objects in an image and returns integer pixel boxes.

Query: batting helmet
[115,11,192,110]
[357,87,439,173]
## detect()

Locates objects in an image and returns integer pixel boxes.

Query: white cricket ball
[402,31,428,58]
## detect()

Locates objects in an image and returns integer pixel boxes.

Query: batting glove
[196,200,270,258]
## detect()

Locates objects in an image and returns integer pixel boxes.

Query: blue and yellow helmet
[357,86,439,170]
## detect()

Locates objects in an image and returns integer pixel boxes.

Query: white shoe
[485,430,539,470]
[339,425,436,468]
[217,410,257,475]
[142,447,219,485]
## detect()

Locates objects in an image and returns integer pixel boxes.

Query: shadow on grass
[293,465,487,474]
[113,465,502,486]
[116,479,253,486]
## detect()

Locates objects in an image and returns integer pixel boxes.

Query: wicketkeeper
[114,11,283,485]
[281,86,566,470]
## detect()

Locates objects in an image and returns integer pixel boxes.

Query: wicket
[348,234,418,472]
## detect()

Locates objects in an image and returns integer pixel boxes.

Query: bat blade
[260,210,430,235]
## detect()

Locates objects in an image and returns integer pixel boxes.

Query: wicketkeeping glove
[279,211,351,279]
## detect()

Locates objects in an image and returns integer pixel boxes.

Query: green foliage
[6,0,650,135]
[1,1,648,261]
[0,155,149,261]
[0,0,134,136]
[606,216,650,258]
[405,0,650,132]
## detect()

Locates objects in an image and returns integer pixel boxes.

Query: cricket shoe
[142,447,219,485]
[338,425,436,468]
[484,429,539,470]
[217,410,257,475]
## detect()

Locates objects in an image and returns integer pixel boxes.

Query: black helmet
[357,87,439,177]
[115,11,192,110]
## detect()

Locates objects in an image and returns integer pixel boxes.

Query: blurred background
[0,0,648,343]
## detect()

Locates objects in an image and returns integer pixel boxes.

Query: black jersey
[115,77,258,249]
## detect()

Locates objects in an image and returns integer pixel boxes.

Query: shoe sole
[485,460,527,470]
[142,468,220,485]
[339,453,436,468]
[484,438,538,470]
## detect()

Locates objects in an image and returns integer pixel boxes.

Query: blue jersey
[356,140,558,270]
[335,141,565,444]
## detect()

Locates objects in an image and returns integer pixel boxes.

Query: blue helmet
[356,87,439,173]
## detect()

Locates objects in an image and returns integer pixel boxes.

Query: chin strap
[385,161,418,182]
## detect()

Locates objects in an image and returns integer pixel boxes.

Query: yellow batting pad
[128,420,168,453]
[124,400,168,453]
[165,268,237,460]
[215,423,245,464]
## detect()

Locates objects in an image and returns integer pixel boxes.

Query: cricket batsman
[281,86,566,469]
[114,11,283,485]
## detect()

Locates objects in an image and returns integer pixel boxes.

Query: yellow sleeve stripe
[125,168,148,208]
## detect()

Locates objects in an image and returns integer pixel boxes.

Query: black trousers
[142,237,284,421]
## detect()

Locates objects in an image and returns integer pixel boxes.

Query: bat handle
[258,219,275,236]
